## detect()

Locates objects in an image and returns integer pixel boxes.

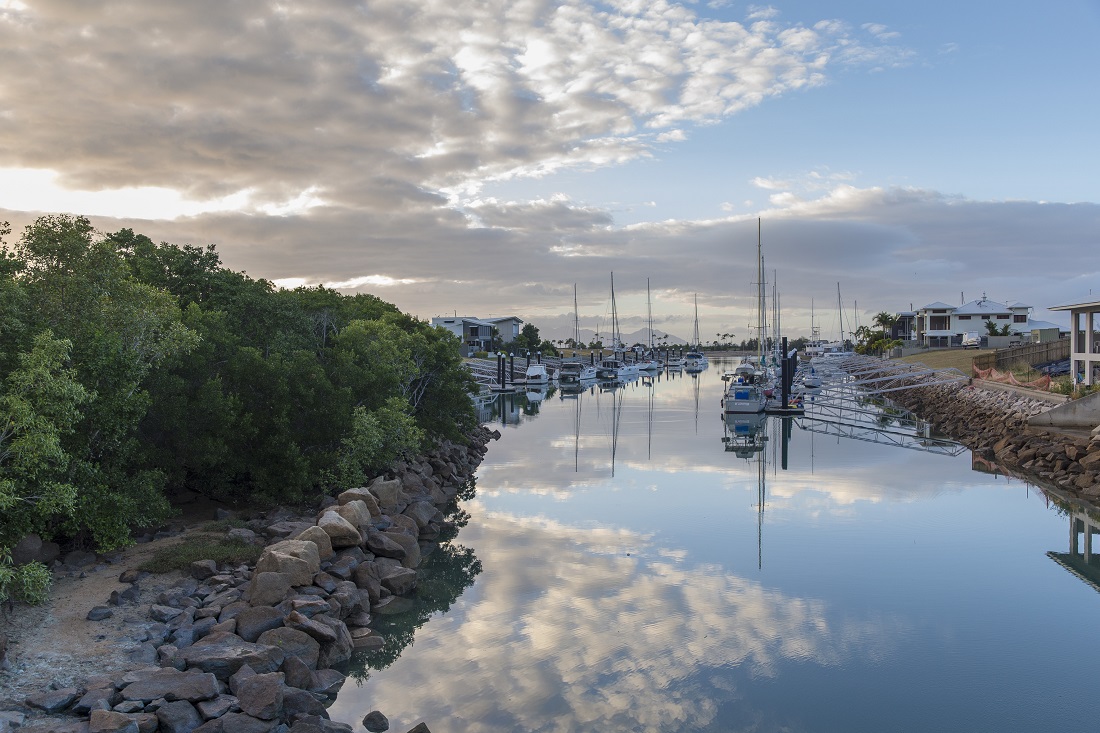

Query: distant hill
[540,326,688,346]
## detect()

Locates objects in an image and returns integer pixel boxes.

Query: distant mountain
[542,326,688,346]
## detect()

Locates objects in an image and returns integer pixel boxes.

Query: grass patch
[201,517,252,532]
[138,535,262,574]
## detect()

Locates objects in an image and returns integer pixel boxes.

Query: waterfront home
[913,295,1053,347]
[1049,296,1100,386]
[431,315,523,355]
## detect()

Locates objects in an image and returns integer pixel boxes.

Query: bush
[472,351,488,359]
[0,551,52,605]
[139,536,262,573]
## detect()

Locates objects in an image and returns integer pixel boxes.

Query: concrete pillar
[1071,516,1079,555]
[1085,519,1093,563]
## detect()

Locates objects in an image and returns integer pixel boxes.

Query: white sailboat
[722,218,767,414]
[638,278,660,371]
[559,284,597,385]
[596,273,640,380]
[684,294,708,372]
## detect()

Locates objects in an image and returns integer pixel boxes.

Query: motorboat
[524,363,551,384]
[721,361,767,414]
[559,360,597,383]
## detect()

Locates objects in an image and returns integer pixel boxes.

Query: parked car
[962,332,982,349]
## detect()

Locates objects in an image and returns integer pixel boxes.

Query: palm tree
[873,312,896,342]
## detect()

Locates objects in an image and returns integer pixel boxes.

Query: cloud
[326,504,909,731]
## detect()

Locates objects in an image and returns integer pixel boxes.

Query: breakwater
[888,380,1100,500]
[3,426,499,733]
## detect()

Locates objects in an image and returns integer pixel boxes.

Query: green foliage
[0,550,52,606]
[0,214,478,554]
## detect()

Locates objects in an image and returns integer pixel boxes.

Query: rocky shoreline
[0,426,500,733]
[887,380,1100,501]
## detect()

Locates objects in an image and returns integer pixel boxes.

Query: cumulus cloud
[0,1,1089,336]
[326,504,908,731]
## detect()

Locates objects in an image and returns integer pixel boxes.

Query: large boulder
[368,478,408,512]
[364,529,406,561]
[176,632,285,679]
[235,606,285,643]
[235,672,286,721]
[381,531,420,569]
[403,501,441,530]
[336,488,380,517]
[333,501,371,532]
[317,511,361,548]
[247,572,293,607]
[379,566,417,596]
[156,700,204,733]
[255,540,320,588]
[257,627,321,670]
[121,668,220,703]
[88,709,140,733]
[294,526,334,561]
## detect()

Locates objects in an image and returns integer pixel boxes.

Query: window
[933,309,948,314]
[957,315,971,320]
[1013,314,1027,323]
[996,315,1009,320]
[981,315,991,320]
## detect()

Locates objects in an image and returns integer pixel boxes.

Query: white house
[914,296,1036,347]
[1049,296,1100,386]
[431,315,523,354]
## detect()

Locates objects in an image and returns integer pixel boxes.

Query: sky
[1,0,1098,343]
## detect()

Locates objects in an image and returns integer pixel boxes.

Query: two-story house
[431,315,523,355]
[913,296,1033,347]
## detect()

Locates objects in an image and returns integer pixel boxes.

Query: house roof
[954,298,1010,315]
[1008,301,1031,309]
[1026,319,1065,331]
[1049,296,1100,311]
[919,301,955,310]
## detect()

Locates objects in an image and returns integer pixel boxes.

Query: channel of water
[329,358,1100,732]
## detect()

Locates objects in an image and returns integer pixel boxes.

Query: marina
[332,357,1100,733]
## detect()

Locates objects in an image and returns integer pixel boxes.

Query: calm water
[329,358,1100,732]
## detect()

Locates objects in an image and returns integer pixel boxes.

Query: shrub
[0,550,52,605]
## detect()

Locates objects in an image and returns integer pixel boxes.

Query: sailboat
[637,279,660,371]
[596,273,640,380]
[722,219,767,414]
[559,284,597,386]
[683,294,708,372]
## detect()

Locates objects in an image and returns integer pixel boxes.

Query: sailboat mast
[757,217,764,363]
[610,272,619,352]
[647,278,653,350]
[573,283,579,347]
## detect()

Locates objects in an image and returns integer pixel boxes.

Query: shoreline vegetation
[1,214,477,597]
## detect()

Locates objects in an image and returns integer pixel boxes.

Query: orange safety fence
[973,366,1052,391]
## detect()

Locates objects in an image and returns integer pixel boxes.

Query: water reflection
[334,358,1100,733]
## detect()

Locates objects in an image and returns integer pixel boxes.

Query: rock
[364,530,406,561]
[350,628,385,651]
[362,710,389,732]
[247,572,293,607]
[195,712,277,732]
[10,533,43,565]
[263,521,315,539]
[381,531,420,569]
[255,540,321,588]
[336,487,381,516]
[156,700,204,733]
[235,605,285,643]
[314,616,353,668]
[73,687,119,714]
[121,668,220,703]
[195,694,239,721]
[404,724,432,733]
[309,668,346,696]
[87,605,114,621]
[403,501,440,530]
[283,686,329,719]
[150,604,184,623]
[284,610,338,644]
[293,526,334,561]
[333,501,371,532]
[368,479,408,512]
[191,560,219,580]
[118,569,145,583]
[379,566,418,596]
[227,527,260,544]
[176,632,285,679]
[88,710,140,733]
[26,687,80,713]
[317,511,361,548]
[235,672,285,720]
[257,627,321,669]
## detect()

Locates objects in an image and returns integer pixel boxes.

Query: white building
[431,316,523,354]
[914,296,1036,347]
[1049,296,1100,386]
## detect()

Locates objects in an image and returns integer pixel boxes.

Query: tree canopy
[0,215,477,554]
